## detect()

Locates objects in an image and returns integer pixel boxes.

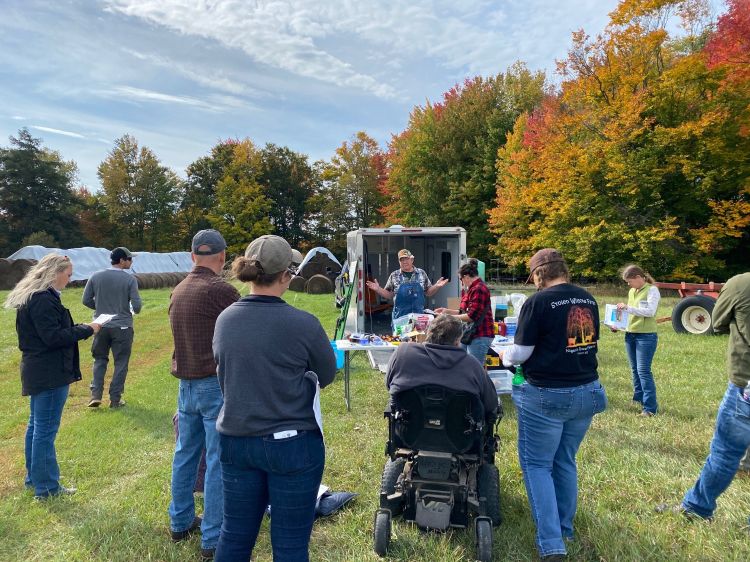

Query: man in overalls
[366,249,448,327]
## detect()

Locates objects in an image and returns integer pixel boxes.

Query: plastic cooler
[330,341,345,370]
[488,369,513,395]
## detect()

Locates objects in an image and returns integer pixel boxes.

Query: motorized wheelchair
[372,384,502,561]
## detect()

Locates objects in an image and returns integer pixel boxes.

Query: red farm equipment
[654,281,724,335]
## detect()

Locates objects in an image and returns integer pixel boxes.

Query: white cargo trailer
[342,226,467,335]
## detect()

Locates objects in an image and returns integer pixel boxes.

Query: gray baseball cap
[245,235,293,275]
[192,229,227,255]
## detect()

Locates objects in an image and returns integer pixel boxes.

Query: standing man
[366,249,448,324]
[657,272,750,521]
[168,229,239,561]
[83,246,141,408]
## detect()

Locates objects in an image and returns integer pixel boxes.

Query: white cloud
[96,86,222,111]
[122,48,264,98]
[31,125,86,139]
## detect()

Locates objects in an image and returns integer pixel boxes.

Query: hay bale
[289,275,307,292]
[0,259,13,290]
[305,274,334,294]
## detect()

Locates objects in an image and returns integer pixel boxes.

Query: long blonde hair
[4,254,72,309]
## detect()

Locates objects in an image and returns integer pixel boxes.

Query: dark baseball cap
[110,247,133,262]
[527,248,565,283]
[244,235,293,275]
[192,229,227,255]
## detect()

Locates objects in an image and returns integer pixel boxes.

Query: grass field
[0,286,748,561]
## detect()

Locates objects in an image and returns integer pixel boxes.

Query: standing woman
[616,264,661,417]
[435,258,494,366]
[213,235,336,562]
[498,249,606,560]
[4,254,100,499]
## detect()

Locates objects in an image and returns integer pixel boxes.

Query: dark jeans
[90,326,134,402]
[25,384,69,496]
[215,430,325,562]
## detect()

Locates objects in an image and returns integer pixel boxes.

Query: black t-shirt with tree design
[514,283,599,388]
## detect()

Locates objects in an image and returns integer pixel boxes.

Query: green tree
[259,144,317,248]
[208,140,273,255]
[0,128,85,255]
[98,135,182,251]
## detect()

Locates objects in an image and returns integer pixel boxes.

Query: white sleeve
[502,344,535,367]
[627,286,660,318]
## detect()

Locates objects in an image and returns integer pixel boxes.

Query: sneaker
[655,503,711,521]
[201,547,215,560]
[34,485,77,500]
[109,400,126,409]
[638,411,656,417]
[541,555,567,561]
[171,516,202,542]
[88,398,102,408]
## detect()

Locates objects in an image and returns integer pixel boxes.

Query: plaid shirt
[460,278,494,339]
[169,266,240,379]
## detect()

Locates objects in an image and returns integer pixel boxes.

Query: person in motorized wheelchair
[374,314,501,560]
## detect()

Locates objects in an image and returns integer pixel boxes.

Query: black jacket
[16,289,94,396]
[385,342,499,417]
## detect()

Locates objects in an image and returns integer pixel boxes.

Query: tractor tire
[373,509,391,556]
[380,458,406,515]
[672,296,716,335]
[475,517,493,562]
[478,463,502,527]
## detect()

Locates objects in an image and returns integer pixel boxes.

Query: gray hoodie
[385,342,498,416]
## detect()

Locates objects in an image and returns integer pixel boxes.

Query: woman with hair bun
[434,258,494,366]
[616,264,661,417]
[4,254,100,499]
[213,235,336,562]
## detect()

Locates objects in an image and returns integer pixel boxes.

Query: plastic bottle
[512,364,525,386]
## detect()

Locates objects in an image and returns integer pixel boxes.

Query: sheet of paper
[604,304,629,331]
[92,313,116,325]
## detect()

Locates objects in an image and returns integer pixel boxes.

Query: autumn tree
[385,64,546,260]
[491,0,750,280]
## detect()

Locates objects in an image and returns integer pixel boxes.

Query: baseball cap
[245,235,293,275]
[527,248,565,283]
[397,249,413,259]
[192,229,227,255]
[110,247,133,262]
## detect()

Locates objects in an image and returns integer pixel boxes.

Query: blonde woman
[4,254,100,499]
[616,264,661,417]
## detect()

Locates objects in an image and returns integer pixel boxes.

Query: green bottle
[512,364,525,385]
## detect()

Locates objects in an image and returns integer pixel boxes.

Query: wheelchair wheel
[475,517,493,561]
[478,463,502,526]
[373,509,391,556]
[380,458,406,514]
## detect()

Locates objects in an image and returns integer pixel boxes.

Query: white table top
[334,340,398,351]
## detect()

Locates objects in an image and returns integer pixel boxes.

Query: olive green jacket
[712,272,750,388]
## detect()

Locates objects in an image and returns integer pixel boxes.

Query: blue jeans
[169,377,224,550]
[215,430,325,562]
[625,332,658,413]
[512,380,607,557]
[464,336,493,366]
[25,384,69,496]
[682,383,750,519]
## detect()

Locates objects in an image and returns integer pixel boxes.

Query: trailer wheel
[672,296,716,335]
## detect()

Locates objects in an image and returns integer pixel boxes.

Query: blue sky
[1,0,700,190]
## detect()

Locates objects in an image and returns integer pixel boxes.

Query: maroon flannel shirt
[460,278,494,339]
[169,266,240,379]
